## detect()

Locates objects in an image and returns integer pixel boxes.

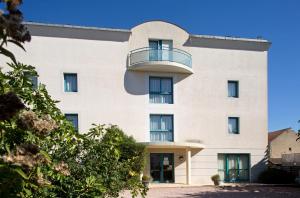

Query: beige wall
[1,21,269,184]
[270,132,300,158]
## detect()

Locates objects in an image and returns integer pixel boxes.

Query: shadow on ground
[183,186,300,198]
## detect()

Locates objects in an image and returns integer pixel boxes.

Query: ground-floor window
[218,154,250,182]
[150,153,174,183]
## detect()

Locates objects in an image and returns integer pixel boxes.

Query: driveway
[120,185,300,198]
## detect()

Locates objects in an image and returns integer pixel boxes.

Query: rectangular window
[65,114,78,131]
[64,73,78,92]
[228,117,239,134]
[25,73,38,89]
[150,115,173,142]
[149,77,173,104]
[218,154,250,182]
[228,81,239,98]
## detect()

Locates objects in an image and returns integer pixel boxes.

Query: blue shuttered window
[228,81,239,98]
[65,114,78,131]
[150,115,173,142]
[228,117,239,134]
[64,73,78,92]
[149,77,173,104]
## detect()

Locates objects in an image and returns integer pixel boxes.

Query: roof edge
[190,34,270,44]
[23,21,271,46]
[24,22,131,33]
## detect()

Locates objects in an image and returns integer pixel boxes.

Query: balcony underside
[128,61,194,74]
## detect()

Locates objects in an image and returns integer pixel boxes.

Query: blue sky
[19,0,300,132]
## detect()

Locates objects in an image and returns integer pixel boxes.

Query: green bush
[142,175,151,181]
[211,174,220,186]
[258,168,296,184]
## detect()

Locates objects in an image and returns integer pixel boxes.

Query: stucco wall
[1,21,269,184]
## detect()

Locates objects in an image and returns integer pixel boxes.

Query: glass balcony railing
[129,47,192,68]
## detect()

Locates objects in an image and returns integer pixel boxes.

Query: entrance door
[150,153,174,183]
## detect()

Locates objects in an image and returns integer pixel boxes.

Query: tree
[0,1,147,197]
[297,120,300,141]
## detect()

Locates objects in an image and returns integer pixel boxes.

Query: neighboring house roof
[268,128,294,142]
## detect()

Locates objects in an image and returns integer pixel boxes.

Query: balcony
[128,47,193,74]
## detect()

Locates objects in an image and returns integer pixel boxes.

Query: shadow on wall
[123,70,190,95]
[251,147,269,182]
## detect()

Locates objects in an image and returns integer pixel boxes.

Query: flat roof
[24,22,131,33]
[24,21,270,44]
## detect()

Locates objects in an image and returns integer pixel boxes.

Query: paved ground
[120,185,300,198]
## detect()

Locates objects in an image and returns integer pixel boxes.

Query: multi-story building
[5,20,270,184]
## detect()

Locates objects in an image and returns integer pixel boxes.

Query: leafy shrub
[142,175,151,181]
[211,174,220,186]
[258,168,296,184]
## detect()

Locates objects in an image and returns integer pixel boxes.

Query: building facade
[268,128,300,166]
[3,21,270,184]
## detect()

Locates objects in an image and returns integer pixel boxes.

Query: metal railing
[129,47,192,68]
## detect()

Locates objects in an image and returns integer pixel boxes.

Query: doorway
[149,40,173,61]
[150,153,174,183]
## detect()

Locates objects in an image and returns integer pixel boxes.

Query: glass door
[161,40,173,61]
[162,153,174,183]
[150,153,174,183]
[149,40,161,61]
[218,154,250,182]
[150,153,161,182]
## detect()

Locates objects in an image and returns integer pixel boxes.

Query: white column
[186,148,191,185]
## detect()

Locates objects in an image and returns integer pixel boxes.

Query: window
[150,115,173,142]
[64,73,78,92]
[65,114,78,131]
[25,73,38,89]
[218,154,249,182]
[228,81,239,98]
[149,77,173,104]
[228,117,239,134]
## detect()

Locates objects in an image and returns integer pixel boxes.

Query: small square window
[228,81,239,98]
[64,73,78,92]
[65,114,78,131]
[228,117,239,134]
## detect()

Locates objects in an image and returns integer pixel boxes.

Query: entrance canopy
[141,141,205,150]
[141,141,205,185]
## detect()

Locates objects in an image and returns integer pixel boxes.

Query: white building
[5,21,270,185]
